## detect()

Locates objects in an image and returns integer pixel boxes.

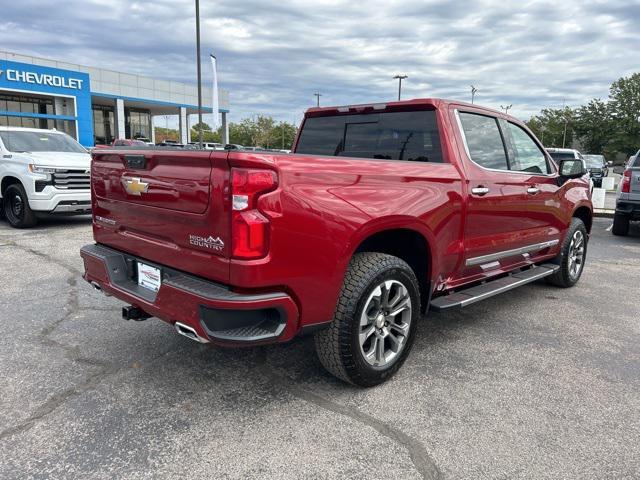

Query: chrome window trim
[454,109,556,178]
[465,239,560,267]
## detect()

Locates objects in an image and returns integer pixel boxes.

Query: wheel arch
[1,175,22,198]
[572,204,593,234]
[349,222,434,312]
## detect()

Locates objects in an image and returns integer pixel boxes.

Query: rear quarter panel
[228,147,464,328]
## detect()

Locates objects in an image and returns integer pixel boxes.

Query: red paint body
[81,98,592,344]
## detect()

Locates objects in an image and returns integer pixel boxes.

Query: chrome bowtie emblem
[121,177,149,196]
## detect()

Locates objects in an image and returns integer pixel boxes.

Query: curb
[594,209,615,219]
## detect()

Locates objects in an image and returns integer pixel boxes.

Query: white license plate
[137,262,161,292]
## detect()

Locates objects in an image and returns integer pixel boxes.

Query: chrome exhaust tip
[174,322,209,343]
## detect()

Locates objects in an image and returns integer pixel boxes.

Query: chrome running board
[430,264,559,311]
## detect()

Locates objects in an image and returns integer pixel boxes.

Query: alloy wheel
[359,280,412,367]
[568,230,585,280]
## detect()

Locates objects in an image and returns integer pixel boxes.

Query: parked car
[81,98,592,386]
[612,152,640,235]
[113,138,148,147]
[156,140,185,148]
[203,142,224,150]
[0,127,91,228]
[134,137,154,146]
[583,154,609,187]
[223,144,244,150]
[546,148,592,191]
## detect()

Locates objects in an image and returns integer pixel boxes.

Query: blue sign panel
[0,60,93,146]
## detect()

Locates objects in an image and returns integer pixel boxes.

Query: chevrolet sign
[0,68,84,90]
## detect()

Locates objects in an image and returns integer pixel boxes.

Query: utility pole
[195,0,203,148]
[470,85,478,104]
[562,100,570,148]
[313,92,322,107]
[281,123,285,149]
[394,74,408,101]
[500,104,513,115]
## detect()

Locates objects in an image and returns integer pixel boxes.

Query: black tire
[546,218,588,288]
[612,214,629,236]
[3,183,38,228]
[314,252,421,387]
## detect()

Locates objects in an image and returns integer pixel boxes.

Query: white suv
[0,127,92,228]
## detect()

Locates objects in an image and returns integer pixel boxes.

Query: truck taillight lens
[621,169,631,193]
[231,168,277,259]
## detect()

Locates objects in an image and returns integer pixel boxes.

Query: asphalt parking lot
[1,216,639,479]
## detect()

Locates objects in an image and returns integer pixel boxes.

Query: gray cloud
[1,0,638,125]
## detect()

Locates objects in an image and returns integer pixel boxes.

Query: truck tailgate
[90,149,231,284]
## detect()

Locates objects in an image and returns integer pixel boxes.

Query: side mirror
[607,161,613,166]
[558,159,587,179]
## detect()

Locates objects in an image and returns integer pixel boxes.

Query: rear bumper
[80,244,300,345]
[615,201,640,220]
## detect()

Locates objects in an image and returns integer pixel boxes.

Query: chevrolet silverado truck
[80,99,592,386]
[1,127,91,228]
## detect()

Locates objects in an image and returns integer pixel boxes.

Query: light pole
[195,0,203,148]
[501,104,513,115]
[394,74,408,101]
[470,85,478,104]
[313,92,322,107]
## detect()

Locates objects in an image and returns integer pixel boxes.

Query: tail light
[231,168,277,259]
[621,169,631,193]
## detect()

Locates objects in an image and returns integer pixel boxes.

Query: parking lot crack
[4,241,83,277]
[254,349,441,480]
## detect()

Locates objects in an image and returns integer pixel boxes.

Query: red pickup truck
[81,98,592,386]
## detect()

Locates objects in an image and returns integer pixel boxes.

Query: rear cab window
[296,110,443,163]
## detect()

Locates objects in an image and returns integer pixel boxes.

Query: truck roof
[305,97,510,119]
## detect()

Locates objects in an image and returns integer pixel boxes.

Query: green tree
[573,99,614,154]
[227,115,298,149]
[527,107,575,148]
[608,72,640,156]
[267,122,298,150]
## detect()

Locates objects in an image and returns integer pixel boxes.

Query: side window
[458,112,509,170]
[505,122,550,174]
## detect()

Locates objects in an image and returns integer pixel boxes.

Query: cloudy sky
[1,0,638,125]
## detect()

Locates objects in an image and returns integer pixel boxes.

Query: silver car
[613,150,640,235]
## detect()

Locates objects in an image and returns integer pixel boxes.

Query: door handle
[471,186,490,196]
[527,186,540,195]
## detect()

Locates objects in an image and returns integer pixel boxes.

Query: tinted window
[505,122,549,174]
[296,111,443,162]
[458,113,508,170]
[548,152,575,162]
[0,131,86,153]
[583,155,603,168]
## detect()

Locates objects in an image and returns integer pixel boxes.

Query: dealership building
[0,50,230,147]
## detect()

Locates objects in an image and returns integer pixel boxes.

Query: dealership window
[0,93,54,116]
[93,105,115,145]
[0,93,76,136]
[126,108,151,140]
